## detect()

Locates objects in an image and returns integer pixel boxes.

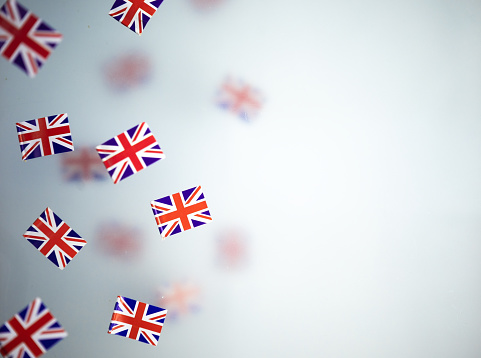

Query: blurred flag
[216,77,264,121]
[16,114,73,161]
[189,0,224,11]
[151,185,213,239]
[94,220,143,260]
[104,52,151,92]
[23,207,87,270]
[0,297,67,358]
[217,228,248,270]
[109,0,163,35]
[96,122,165,184]
[61,146,107,182]
[0,0,62,77]
[108,296,167,346]
[157,281,201,319]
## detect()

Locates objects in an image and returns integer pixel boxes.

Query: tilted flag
[216,77,264,121]
[96,122,165,184]
[61,146,107,182]
[16,114,73,161]
[151,185,212,239]
[108,296,167,346]
[0,297,67,358]
[23,207,87,270]
[109,0,163,35]
[0,0,62,77]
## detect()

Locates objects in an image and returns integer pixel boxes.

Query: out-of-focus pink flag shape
[157,281,201,319]
[216,77,264,121]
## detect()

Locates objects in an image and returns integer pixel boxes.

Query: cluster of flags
[1,0,255,356]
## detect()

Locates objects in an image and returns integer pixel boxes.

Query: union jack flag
[96,122,165,184]
[151,186,212,239]
[61,146,107,182]
[23,207,87,270]
[0,0,62,77]
[216,77,264,121]
[0,297,67,358]
[16,114,73,161]
[108,296,167,346]
[157,281,200,319]
[109,0,163,35]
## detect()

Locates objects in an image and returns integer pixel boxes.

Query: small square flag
[108,296,167,346]
[96,122,165,184]
[23,207,87,270]
[151,185,212,239]
[16,114,73,161]
[109,0,163,35]
[0,297,67,358]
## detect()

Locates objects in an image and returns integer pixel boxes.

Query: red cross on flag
[108,296,167,346]
[16,114,73,161]
[0,0,62,77]
[0,297,67,358]
[96,122,165,184]
[151,186,213,239]
[23,207,87,270]
[109,0,163,35]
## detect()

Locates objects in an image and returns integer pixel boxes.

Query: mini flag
[0,0,62,77]
[0,297,67,358]
[109,0,163,35]
[61,146,107,182]
[96,122,165,184]
[157,281,200,319]
[108,296,167,346]
[23,207,87,270]
[16,114,73,161]
[104,52,151,92]
[151,185,212,239]
[216,77,264,121]
[95,220,143,260]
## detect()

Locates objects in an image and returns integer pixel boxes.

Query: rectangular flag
[108,296,167,346]
[216,77,264,121]
[109,0,163,35]
[96,122,165,184]
[0,0,62,77]
[151,186,212,239]
[0,297,67,358]
[23,207,87,270]
[16,114,73,161]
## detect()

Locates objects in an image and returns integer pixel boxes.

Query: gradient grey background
[1,0,481,357]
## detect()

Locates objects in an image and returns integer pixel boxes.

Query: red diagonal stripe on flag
[0,311,53,357]
[158,193,208,231]
[0,12,49,59]
[34,219,76,258]
[103,132,156,171]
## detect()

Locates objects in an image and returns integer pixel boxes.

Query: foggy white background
[1,0,481,357]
